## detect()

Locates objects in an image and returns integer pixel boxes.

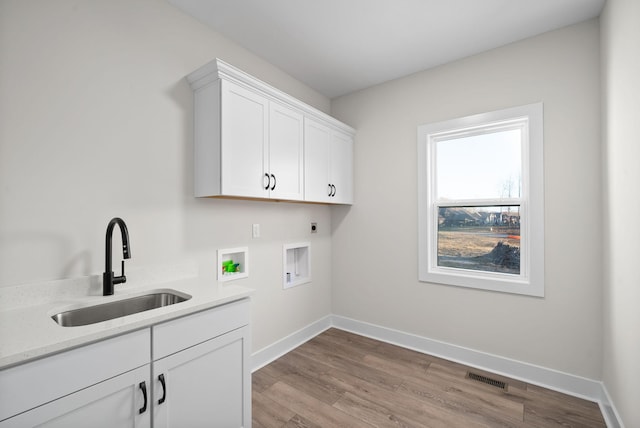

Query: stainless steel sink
[51,291,191,327]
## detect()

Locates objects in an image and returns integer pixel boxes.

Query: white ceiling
[169,0,605,98]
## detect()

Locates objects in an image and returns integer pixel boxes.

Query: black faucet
[103,217,131,296]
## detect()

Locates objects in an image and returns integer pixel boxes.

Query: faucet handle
[113,260,127,285]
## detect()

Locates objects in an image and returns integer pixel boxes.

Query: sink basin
[52,291,191,327]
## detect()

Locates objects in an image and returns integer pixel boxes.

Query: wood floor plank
[265,381,376,427]
[282,414,322,428]
[293,340,404,392]
[428,358,528,393]
[265,351,346,405]
[324,366,410,407]
[325,367,490,428]
[523,406,605,428]
[256,360,293,382]
[252,390,296,428]
[277,346,335,377]
[252,328,607,428]
[310,332,372,363]
[397,377,525,427]
[323,329,435,373]
[525,383,605,415]
[321,328,384,353]
[522,384,606,427]
[280,370,345,405]
[426,362,526,406]
[362,353,431,383]
[332,390,428,428]
[368,341,438,368]
[253,367,280,393]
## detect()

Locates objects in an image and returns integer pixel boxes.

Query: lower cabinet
[151,298,251,428]
[0,298,251,428]
[152,327,249,427]
[1,365,151,428]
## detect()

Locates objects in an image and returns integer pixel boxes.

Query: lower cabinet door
[152,326,250,428]
[0,365,151,428]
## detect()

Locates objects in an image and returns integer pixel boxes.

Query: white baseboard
[599,383,625,428]
[252,314,623,428]
[251,315,332,372]
[332,315,603,399]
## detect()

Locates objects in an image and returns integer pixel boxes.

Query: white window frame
[417,103,544,297]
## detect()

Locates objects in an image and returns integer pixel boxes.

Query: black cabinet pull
[158,373,167,405]
[270,174,276,191]
[327,184,333,196]
[138,381,147,414]
[331,184,336,197]
[264,173,270,190]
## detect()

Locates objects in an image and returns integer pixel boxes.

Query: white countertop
[0,263,253,369]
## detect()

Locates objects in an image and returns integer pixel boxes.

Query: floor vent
[466,372,508,391]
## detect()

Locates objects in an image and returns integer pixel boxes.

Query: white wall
[331,20,603,379]
[601,0,640,425]
[0,0,332,353]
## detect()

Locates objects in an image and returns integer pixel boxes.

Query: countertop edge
[0,280,254,370]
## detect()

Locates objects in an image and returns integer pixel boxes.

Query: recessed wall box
[217,247,248,282]
[283,242,311,289]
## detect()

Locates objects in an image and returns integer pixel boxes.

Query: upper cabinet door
[329,131,354,205]
[220,80,269,199]
[269,101,304,200]
[304,118,331,203]
[304,118,353,204]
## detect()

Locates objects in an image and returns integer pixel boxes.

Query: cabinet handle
[138,381,148,414]
[270,174,276,191]
[264,173,270,190]
[158,373,167,405]
[328,184,333,197]
[331,184,336,197]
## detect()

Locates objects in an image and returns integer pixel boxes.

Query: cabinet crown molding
[187,58,355,136]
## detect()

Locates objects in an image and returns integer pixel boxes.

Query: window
[417,103,544,296]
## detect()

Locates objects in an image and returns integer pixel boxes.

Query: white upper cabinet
[304,118,354,204]
[329,130,354,204]
[187,59,354,204]
[220,80,269,199]
[268,101,304,200]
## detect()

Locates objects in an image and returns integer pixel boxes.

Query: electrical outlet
[252,223,260,238]
[311,222,317,233]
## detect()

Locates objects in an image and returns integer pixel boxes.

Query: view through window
[417,103,544,296]
[437,205,520,274]
[435,127,522,275]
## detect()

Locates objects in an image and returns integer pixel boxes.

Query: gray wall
[331,20,603,379]
[601,0,640,425]
[0,0,333,354]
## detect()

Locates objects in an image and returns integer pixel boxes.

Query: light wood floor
[252,328,606,427]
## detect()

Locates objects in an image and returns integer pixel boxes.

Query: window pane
[436,129,521,200]
[437,206,520,274]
